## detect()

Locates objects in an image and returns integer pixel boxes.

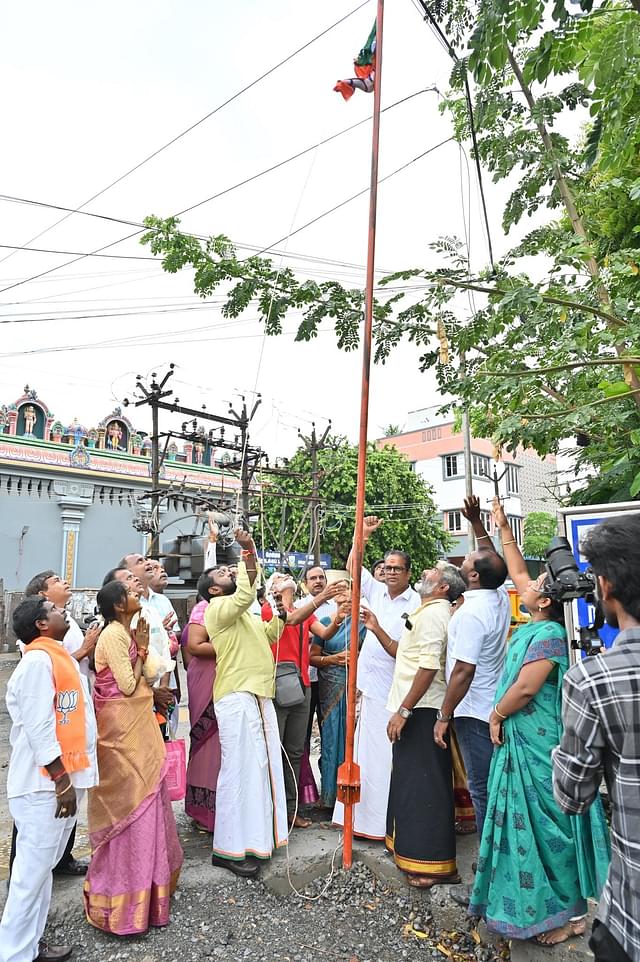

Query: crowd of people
[2,501,640,962]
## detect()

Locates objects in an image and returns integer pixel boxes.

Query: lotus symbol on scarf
[57,689,78,724]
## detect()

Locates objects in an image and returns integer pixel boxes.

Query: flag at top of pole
[334,22,376,100]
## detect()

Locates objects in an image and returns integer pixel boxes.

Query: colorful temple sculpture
[0,387,245,595]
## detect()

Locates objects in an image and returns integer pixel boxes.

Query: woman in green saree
[469,499,610,944]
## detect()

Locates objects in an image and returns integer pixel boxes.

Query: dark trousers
[306,679,322,744]
[590,922,632,962]
[386,707,456,876]
[454,716,494,838]
[10,821,76,877]
[275,686,311,816]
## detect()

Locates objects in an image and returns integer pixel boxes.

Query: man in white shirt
[434,497,511,844]
[146,559,182,702]
[13,571,100,879]
[146,560,180,648]
[1,597,98,962]
[23,571,98,682]
[333,516,420,840]
[362,562,466,886]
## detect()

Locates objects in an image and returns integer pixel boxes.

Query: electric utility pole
[228,395,262,519]
[126,366,262,554]
[130,368,174,557]
[298,421,332,564]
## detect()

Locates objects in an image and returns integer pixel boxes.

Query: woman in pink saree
[183,597,221,832]
[84,580,183,936]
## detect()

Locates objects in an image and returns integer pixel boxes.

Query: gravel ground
[46,861,508,962]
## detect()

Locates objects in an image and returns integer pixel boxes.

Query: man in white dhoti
[333,516,420,839]
[0,597,98,962]
[204,528,287,878]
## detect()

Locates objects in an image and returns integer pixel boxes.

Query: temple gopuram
[0,385,244,593]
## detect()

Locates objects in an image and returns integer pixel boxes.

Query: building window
[508,515,523,546]
[472,454,491,478]
[443,454,461,478]
[480,510,492,533]
[505,464,520,494]
[444,510,463,532]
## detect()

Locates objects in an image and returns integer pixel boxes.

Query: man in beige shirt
[361,562,465,888]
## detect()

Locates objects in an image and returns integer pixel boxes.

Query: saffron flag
[334,22,376,101]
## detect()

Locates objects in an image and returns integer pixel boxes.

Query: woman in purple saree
[183,599,221,833]
[84,581,183,936]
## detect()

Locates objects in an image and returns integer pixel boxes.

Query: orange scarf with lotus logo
[26,636,90,775]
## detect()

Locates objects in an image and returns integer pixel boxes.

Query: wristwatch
[398,706,412,719]
[436,709,452,722]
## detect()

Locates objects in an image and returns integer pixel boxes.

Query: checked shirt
[553,627,640,961]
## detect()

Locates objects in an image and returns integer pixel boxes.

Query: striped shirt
[552,627,640,960]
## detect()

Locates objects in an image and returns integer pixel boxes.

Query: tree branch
[478,357,640,378]
[433,276,624,328]
[506,45,640,405]
[523,388,640,419]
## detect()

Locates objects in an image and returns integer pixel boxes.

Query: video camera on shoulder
[544,536,603,655]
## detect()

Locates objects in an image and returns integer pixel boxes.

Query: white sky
[0,0,510,455]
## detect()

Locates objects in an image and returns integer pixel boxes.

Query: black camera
[544,536,603,655]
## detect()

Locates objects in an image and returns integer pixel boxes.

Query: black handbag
[274,625,306,708]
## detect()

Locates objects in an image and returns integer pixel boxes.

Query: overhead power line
[411,0,496,271]
[0,86,433,293]
[254,137,454,255]
[0,134,452,305]
[0,242,157,261]
[0,0,372,289]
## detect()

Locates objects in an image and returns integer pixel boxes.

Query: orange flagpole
[337,0,385,871]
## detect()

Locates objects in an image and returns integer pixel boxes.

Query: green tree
[141,1,640,502]
[382,423,402,437]
[258,438,450,572]
[522,511,558,559]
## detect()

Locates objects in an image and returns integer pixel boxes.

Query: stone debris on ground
[43,862,510,962]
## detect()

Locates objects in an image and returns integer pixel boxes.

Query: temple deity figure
[23,405,37,435]
[107,421,123,450]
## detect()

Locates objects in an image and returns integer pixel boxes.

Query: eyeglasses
[384,565,407,574]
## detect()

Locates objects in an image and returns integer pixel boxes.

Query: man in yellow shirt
[203,529,286,878]
[361,562,466,889]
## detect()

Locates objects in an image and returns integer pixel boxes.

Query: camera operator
[553,514,640,962]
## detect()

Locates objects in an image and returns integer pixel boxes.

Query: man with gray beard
[361,562,466,888]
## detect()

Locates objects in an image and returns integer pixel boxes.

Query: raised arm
[346,515,382,582]
[309,597,350,641]
[461,496,497,553]
[285,581,345,626]
[203,514,219,571]
[492,496,529,595]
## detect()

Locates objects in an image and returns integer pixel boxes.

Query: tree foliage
[522,511,559,559]
[142,0,640,504]
[258,438,451,573]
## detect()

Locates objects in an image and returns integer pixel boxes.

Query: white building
[377,405,558,561]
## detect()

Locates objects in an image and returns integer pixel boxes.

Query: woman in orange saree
[84,580,183,936]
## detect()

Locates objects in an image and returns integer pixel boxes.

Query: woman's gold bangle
[494,703,508,720]
[502,539,517,546]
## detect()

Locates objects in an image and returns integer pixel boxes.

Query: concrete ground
[0,653,596,961]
